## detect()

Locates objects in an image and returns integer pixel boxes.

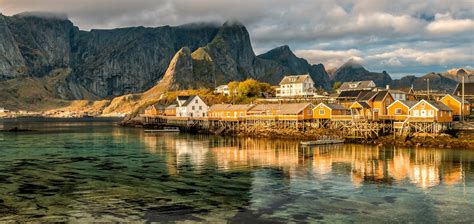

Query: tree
[227,81,239,96]
[237,79,260,97]
[333,81,342,90]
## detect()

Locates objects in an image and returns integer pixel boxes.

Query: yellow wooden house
[439,94,470,118]
[408,100,453,122]
[313,103,350,120]
[386,100,418,121]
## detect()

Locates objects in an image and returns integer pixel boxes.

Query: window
[386,99,391,105]
[195,99,198,104]
[199,106,202,110]
[227,112,230,117]
[234,112,237,117]
[428,110,434,117]
[192,106,195,110]
[308,109,312,115]
[395,108,402,115]
[374,109,379,113]
[319,109,325,115]
[240,112,244,117]
[413,110,419,117]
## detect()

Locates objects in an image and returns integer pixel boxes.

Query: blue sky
[1,0,473,78]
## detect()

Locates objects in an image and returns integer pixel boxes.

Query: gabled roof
[248,103,313,115]
[146,103,166,110]
[166,104,177,109]
[209,104,254,111]
[387,100,418,109]
[453,82,474,96]
[279,74,313,85]
[351,101,371,109]
[356,91,378,101]
[441,94,470,104]
[177,95,202,107]
[337,90,371,99]
[409,100,452,111]
[316,103,348,111]
[339,80,376,91]
[374,91,390,101]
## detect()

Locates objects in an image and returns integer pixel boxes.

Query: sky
[1,0,473,78]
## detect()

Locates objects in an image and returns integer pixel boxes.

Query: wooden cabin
[354,90,394,119]
[247,103,314,120]
[144,103,166,116]
[408,100,452,122]
[439,94,470,118]
[349,101,372,120]
[277,103,315,120]
[387,100,418,121]
[164,104,177,116]
[313,103,350,120]
[208,104,255,121]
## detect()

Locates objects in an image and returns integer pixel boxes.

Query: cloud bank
[1,0,473,75]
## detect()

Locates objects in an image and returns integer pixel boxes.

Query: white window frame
[319,109,325,115]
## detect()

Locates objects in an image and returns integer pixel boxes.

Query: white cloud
[295,49,362,68]
[426,13,474,34]
[368,48,474,66]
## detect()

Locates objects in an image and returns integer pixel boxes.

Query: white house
[176,95,208,118]
[215,85,230,96]
[276,74,316,98]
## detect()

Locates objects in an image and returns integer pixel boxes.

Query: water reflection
[140,133,472,189]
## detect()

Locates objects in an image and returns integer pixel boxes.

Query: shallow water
[0,119,473,222]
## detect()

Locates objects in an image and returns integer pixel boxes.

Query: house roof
[339,80,376,91]
[351,101,371,109]
[278,103,314,115]
[248,103,313,115]
[337,90,371,99]
[387,100,418,109]
[442,94,470,104]
[146,103,166,110]
[215,85,228,89]
[166,104,177,109]
[209,104,232,111]
[317,103,348,110]
[209,104,254,111]
[177,95,200,107]
[356,91,378,101]
[279,74,313,85]
[409,100,452,111]
[453,82,474,96]
[374,91,390,101]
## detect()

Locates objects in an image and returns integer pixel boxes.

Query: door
[421,110,427,117]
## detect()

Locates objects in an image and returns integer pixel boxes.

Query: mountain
[333,59,393,87]
[391,72,458,92]
[152,24,331,92]
[257,45,331,89]
[0,12,220,99]
[441,68,474,83]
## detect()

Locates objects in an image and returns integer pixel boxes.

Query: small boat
[300,139,345,146]
[144,127,180,133]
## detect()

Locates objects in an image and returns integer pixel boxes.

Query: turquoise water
[0,119,473,222]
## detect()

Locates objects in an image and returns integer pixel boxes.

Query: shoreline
[123,120,474,149]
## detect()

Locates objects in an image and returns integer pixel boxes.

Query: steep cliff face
[0,13,221,99]
[257,45,331,89]
[333,59,393,87]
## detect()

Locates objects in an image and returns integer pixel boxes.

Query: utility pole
[426,78,430,100]
[461,76,465,122]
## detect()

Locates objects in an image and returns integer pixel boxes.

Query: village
[139,74,474,143]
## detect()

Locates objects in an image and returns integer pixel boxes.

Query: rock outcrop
[333,59,393,87]
[391,72,458,92]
